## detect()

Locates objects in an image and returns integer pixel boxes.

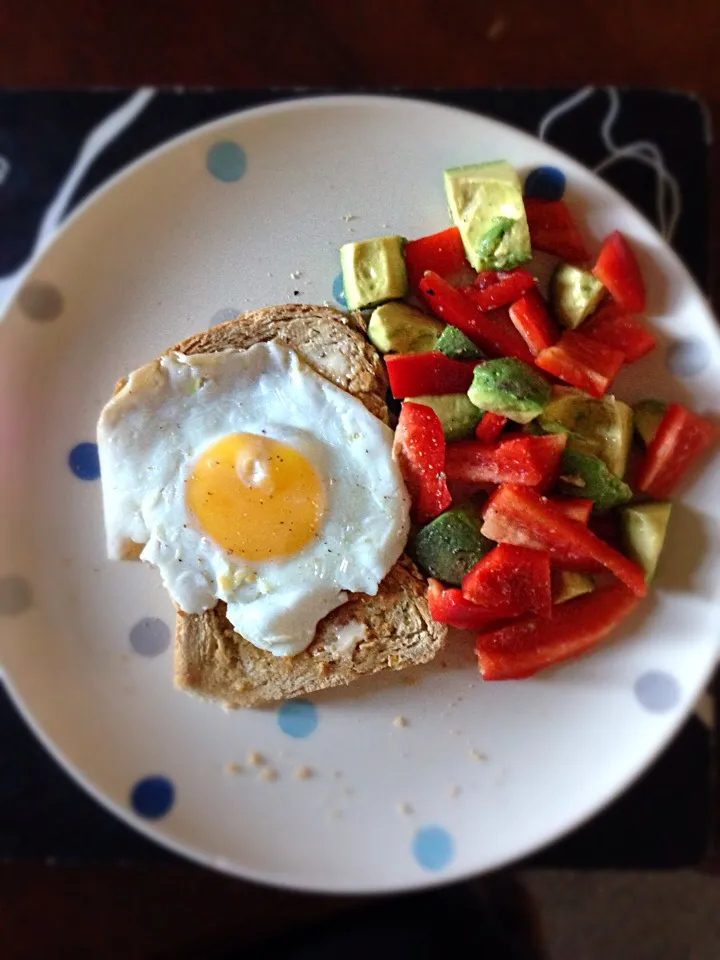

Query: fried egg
[97,341,410,655]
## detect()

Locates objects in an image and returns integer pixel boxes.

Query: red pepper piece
[445,434,566,488]
[535,331,624,398]
[475,581,639,680]
[461,268,535,311]
[427,579,506,631]
[582,301,656,363]
[393,402,452,524]
[508,287,560,356]
[593,230,646,313]
[462,544,552,618]
[385,351,479,398]
[474,411,508,443]
[480,483,647,596]
[637,402,718,498]
[404,226,472,294]
[524,197,590,263]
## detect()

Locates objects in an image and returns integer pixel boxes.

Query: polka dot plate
[1,95,719,893]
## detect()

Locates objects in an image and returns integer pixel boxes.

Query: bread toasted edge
[161,303,446,707]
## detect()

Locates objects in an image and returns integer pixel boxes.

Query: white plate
[1,94,719,893]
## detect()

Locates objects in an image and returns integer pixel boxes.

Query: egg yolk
[186,433,326,561]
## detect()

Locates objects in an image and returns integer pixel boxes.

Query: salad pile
[339,160,717,680]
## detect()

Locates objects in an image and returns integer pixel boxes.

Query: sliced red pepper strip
[535,331,624,398]
[524,197,589,263]
[418,271,534,363]
[393,402,451,524]
[581,301,656,364]
[385,351,479,398]
[637,402,717,498]
[427,579,506,631]
[548,497,593,524]
[461,268,535,311]
[474,411,508,443]
[404,226,472,294]
[475,581,639,680]
[480,483,647,596]
[593,230,646,313]
[462,544,552,618]
[445,434,566,488]
[508,287,560,356]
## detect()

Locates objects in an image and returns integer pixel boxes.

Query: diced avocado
[367,302,443,354]
[412,393,483,442]
[436,324,485,360]
[552,570,595,605]
[539,387,633,477]
[444,160,531,271]
[411,503,494,587]
[340,235,407,309]
[621,501,672,582]
[633,399,667,446]
[551,263,606,329]
[467,358,550,424]
[559,448,633,511]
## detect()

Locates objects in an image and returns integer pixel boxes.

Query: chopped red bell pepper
[637,402,717,498]
[524,198,590,263]
[427,579,505,631]
[508,287,560,356]
[549,497,593,524]
[475,581,639,680]
[393,402,451,524]
[461,268,535,311]
[445,434,566,488]
[582,301,656,363]
[593,231,646,313]
[385,351,479,398]
[535,331,624,398]
[475,411,508,443]
[462,544,552,618]
[480,484,647,596]
[404,226,472,294]
[418,272,535,363]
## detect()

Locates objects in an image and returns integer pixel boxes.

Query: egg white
[97,341,410,655]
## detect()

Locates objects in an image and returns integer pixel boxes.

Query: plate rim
[1,91,719,892]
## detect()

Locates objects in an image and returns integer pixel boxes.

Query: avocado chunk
[539,387,633,477]
[633,399,667,446]
[621,501,672,582]
[552,570,595,605]
[367,302,443,354]
[559,448,633,511]
[467,357,550,424]
[444,160,531,271]
[412,503,494,587]
[412,394,483,441]
[551,263,606,329]
[340,235,408,309]
[436,324,485,360]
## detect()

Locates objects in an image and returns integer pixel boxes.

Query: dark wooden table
[2,2,720,956]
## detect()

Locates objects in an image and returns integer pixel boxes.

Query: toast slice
[166,304,446,707]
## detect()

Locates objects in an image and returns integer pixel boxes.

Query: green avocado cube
[551,263,606,329]
[444,160,531,271]
[411,503,494,587]
[621,501,672,582]
[467,357,550,424]
[559,448,632,512]
[539,387,633,477]
[412,394,483,441]
[367,302,443,354]
[436,325,485,360]
[633,399,667,447]
[340,235,408,310]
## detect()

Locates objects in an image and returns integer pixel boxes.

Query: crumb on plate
[294,765,313,780]
[393,715,409,728]
[224,762,243,775]
[247,751,265,767]
[258,767,278,782]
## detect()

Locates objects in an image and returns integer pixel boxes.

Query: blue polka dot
[667,338,711,377]
[68,442,100,480]
[206,141,247,182]
[129,618,171,657]
[332,272,347,308]
[524,166,566,201]
[413,825,454,871]
[130,776,175,819]
[277,698,318,738]
[634,670,681,713]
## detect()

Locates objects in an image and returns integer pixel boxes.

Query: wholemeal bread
[159,303,447,707]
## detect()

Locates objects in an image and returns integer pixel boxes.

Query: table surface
[2,2,720,957]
